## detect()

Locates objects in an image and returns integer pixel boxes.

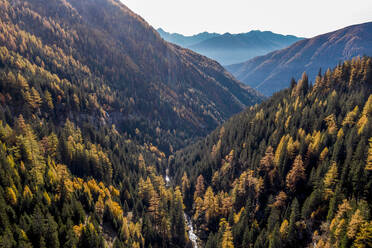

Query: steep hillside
[0,0,263,247]
[171,57,372,247]
[227,22,372,96]
[158,29,302,65]
[0,0,262,154]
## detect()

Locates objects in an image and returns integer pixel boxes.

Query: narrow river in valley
[184,213,198,248]
[165,172,198,247]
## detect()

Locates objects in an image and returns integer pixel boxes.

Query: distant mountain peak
[158,28,302,65]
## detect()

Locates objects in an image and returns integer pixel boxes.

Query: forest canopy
[171,56,372,248]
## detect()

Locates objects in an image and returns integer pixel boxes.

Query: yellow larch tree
[366,137,372,171]
[323,162,338,200]
[219,218,234,248]
[286,155,306,192]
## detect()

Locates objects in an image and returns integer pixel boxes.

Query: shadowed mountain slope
[0,0,262,153]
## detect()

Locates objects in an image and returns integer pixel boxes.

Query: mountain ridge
[0,0,262,154]
[158,28,303,65]
[157,28,220,47]
[227,21,372,96]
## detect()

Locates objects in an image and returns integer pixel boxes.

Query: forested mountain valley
[0,0,371,248]
[0,0,261,247]
[0,0,262,154]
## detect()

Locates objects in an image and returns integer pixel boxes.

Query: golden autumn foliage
[173,57,372,248]
[16,115,46,185]
[23,185,33,199]
[337,128,344,140]
[105,199,124,221]
[219,218,234,248]
[109,185,120,198]
[272,191,288,208]
[194,174,205,200]
[274,135,288,166]
[0,1,261,246]
[357,115,369,135]
[234,208,244,224]
[347,210,365,239]
[6,187,17,205]
[319,147,329,161]
[308,130,323,155]
[280,219,289,237]
[357,94,372,134]
[148,191,161,221]
[203,187,217,222]
[285,115,292,129]
[0,3,371,246]
[73,223,84,238]
[342,106,359,127]
[43,191,51,206]
[232,170,263,202]
[330,200,352,232]
[138,153,145,169]
[323,162,338,200]
[362,94,372,117]
[324,114,337,135]
[260,146,274,172]
[286,155,306,192]
[287,137,300,159]
[181,172,190,195]
[366,137,372,171]
[313,199,368,247]
[354,221,372,248]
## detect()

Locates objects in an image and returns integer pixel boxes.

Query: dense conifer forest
[0,0,261,155]
[171,57,372,248]
[0,0,371,248]
[0,0,259,246]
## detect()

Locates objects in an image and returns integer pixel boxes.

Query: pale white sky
[120,0,372,38]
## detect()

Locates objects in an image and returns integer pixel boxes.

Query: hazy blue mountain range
[227,22,372,96]
[157,28,303,65]
[157,28,220,47]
